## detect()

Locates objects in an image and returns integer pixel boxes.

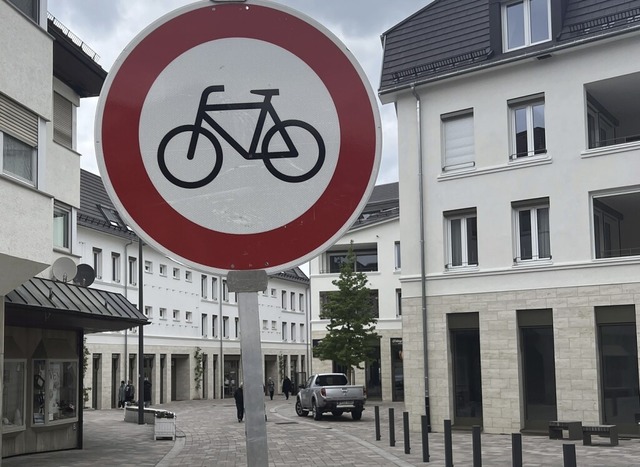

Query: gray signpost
[228,270,269,466]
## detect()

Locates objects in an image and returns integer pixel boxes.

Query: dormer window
[503,0,550,51]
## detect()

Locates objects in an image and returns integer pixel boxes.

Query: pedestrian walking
[124,380,135,405]
[234,384,244,422]
[143,377,152,407]
[117,381,126,408]
[267,377,275,400]
[282,376,292,400]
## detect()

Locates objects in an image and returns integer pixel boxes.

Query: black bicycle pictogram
[157,85,326,188]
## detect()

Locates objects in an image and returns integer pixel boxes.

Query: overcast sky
[48,0,428,185]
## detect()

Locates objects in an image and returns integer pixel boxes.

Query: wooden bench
[549,420,582,440]
[582,425,618,446]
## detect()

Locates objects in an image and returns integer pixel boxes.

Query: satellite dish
[73,264,96,287]
[51,257,77,283]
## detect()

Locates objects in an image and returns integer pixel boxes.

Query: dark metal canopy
[5,277,148,333]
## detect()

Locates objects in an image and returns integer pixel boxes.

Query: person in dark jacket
[118,381,126,408]
[124,380,135,405]
[282,376,292,400]
[234,384,244,422]
[143,377,152,407]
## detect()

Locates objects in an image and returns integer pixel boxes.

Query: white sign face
[95,1,381,274]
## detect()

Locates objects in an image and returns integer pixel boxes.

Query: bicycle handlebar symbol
[157,85,326,189]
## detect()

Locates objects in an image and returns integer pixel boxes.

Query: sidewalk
[4,398,640,466]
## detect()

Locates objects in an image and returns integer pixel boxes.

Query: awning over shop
[5,277,148,333]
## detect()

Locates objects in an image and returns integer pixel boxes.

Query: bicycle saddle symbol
[157,85,326,189]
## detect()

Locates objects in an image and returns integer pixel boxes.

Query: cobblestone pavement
[4,398,640,466]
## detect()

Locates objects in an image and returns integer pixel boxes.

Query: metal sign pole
[228,271,268,467]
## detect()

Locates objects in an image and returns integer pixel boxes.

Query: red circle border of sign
[100,3,377,272]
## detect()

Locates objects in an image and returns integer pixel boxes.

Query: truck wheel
[331,410,343,417]
[312,400,322,420]
[295,399,308,417]
[351,409,362,421]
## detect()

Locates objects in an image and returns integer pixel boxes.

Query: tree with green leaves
[313,243,379,384]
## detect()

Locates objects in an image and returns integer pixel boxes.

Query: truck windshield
[316,374,348,386]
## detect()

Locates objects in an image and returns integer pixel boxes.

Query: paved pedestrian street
[4,399,640,466]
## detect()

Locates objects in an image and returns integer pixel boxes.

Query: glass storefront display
[2,359,26,432]
[32,359,78,425]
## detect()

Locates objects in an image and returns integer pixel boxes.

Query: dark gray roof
[380,0,640,94]
[350,182,399,230]
[5,277,148,333]
[271,267,309,284]
[80,169,136,240]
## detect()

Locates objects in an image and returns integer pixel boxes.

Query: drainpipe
[411,84,430,429]
[123,239,133,385]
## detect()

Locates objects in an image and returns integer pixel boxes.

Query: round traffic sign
[95,0,381,275]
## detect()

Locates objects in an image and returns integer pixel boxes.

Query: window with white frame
[300,324,305,342]
[299,293,304,312]
[128,256,137,286]
[291,323,296,341]
[235,317,239,338]
[159,264,167,276]
[290,292,296,311]
[173,309,180,321]
[509,96,545,159]
[0,93,38,186]
[587,99,617,149]
[93,248,102,279]
[185,271,192,282]
[593,191,640,258]
[442,110,475,171]
[513,199,551,262]
[262,320,268,330]
[144,260,152,274]
[271,288,276,297]
[503,0,550,51]
[159,307,167,320]
[111,253,121,283]
[53,202,71,251]
[201,274,208,298]
[282,322,288,341]
[281,290,287,309]
[271,320,277,330]
[223,279,229,302]
[394,241,401,270]
[445,209,478,269]
[186,311,192,322]
[212,315,218,337]
[144,306,151,317]
[223,317,229,338]
[396,289,403,317]
[53,92,72,149]
[212,277,218,300]
[172,267,180,280]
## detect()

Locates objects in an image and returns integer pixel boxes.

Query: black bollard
[444,419,453,467]
[472,425,481,467]
[562,444,577,467]
[403,411,411,454]
[374,406,381,441]
[389,408,396,447]
[421,415,430,463]
[512,433,522,467]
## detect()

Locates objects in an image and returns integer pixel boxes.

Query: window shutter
[53,92,73,148]
[0,93,38,147]
[443,114,474,169]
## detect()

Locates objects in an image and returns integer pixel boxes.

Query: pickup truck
[295,373,366,420]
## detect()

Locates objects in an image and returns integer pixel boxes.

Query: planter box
[154,417,176,440]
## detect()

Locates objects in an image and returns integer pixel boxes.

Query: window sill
[2,425,25,435]
[581,141,640,159]
[508,152,549,166]
[512,259,553,269]
[438,154,552,181]
[444,265,479,274]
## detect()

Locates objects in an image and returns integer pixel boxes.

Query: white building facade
[79,171,311,407]
[309,183,404,401]
[380,0,640,435]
